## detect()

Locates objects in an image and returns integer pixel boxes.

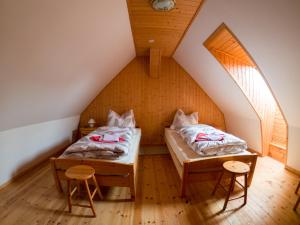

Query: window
[204,23,287,163]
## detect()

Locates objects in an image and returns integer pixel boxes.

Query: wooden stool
[294,180,300,211]
[65,165,103,217]
[212,160,250,211]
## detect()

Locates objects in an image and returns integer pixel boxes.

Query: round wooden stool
[65,165,103,217]
[212,160,250,211]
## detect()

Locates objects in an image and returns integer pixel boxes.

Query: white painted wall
[0,0,135,187]
[0,116,79,186]
[174,0,300,170]
[0,0,135,131]
[225,112,261,152]
[173,1,262,152]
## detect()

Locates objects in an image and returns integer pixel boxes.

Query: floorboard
[0,155,299,225]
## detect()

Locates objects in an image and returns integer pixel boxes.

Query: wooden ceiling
[127,0,203,57]
[204,24,256,67]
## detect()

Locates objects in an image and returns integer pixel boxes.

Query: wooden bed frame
[165,135,258,197]
[50,152,139,200]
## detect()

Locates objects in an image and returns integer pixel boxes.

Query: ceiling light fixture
[151,0,176,11]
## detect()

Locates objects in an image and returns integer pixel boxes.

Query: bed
[164,128,258,197]
[50,128,141,200]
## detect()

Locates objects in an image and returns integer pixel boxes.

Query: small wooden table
[79,127,98,138]
[212,160,250,210]
[65,165,103,217]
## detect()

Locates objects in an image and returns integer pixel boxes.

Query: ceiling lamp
[151,0,176,11]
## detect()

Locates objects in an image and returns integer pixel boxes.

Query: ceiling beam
[149,48,161,78]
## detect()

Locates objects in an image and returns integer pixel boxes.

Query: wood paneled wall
[204,24,255,67]
[271,106,288,148]
[80,57,225,145]
[204,23,288,160]
[211,50,276,154]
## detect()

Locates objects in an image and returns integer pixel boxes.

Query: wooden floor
[0,154,299,225]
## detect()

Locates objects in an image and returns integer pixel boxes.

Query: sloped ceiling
[0,0,135,131]
[174,0,300,169]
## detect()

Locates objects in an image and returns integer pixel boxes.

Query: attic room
[0,0,299,224]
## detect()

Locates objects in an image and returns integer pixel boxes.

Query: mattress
[165,128,252,166]
[59,128,141,165]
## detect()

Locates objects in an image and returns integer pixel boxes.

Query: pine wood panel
[271,106,288,148]
[0,154,299,225]
[80,57,225,145]
[127,0,203,56]
[204,24,288,159]
[211,50,276,155]
[269,106,288,163]
[204,25,255,67]
[269,144,287,164]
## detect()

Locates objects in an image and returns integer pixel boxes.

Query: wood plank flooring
[0,155,299,225]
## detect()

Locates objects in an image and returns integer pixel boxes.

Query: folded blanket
[196,133,224,141]
[178,124,247,156]
[64,150,122,160]
[62,126,134,159]
[103,133,121,142]
[89,135,125,143]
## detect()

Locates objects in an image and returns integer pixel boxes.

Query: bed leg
[50,157,63,193]
[180,182,186,198]
[180,163,189,198]
[247,155,258,187]
[129,169,135,200]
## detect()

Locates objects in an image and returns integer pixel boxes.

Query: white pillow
[107,109,136,128]
[170,109,198,130]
